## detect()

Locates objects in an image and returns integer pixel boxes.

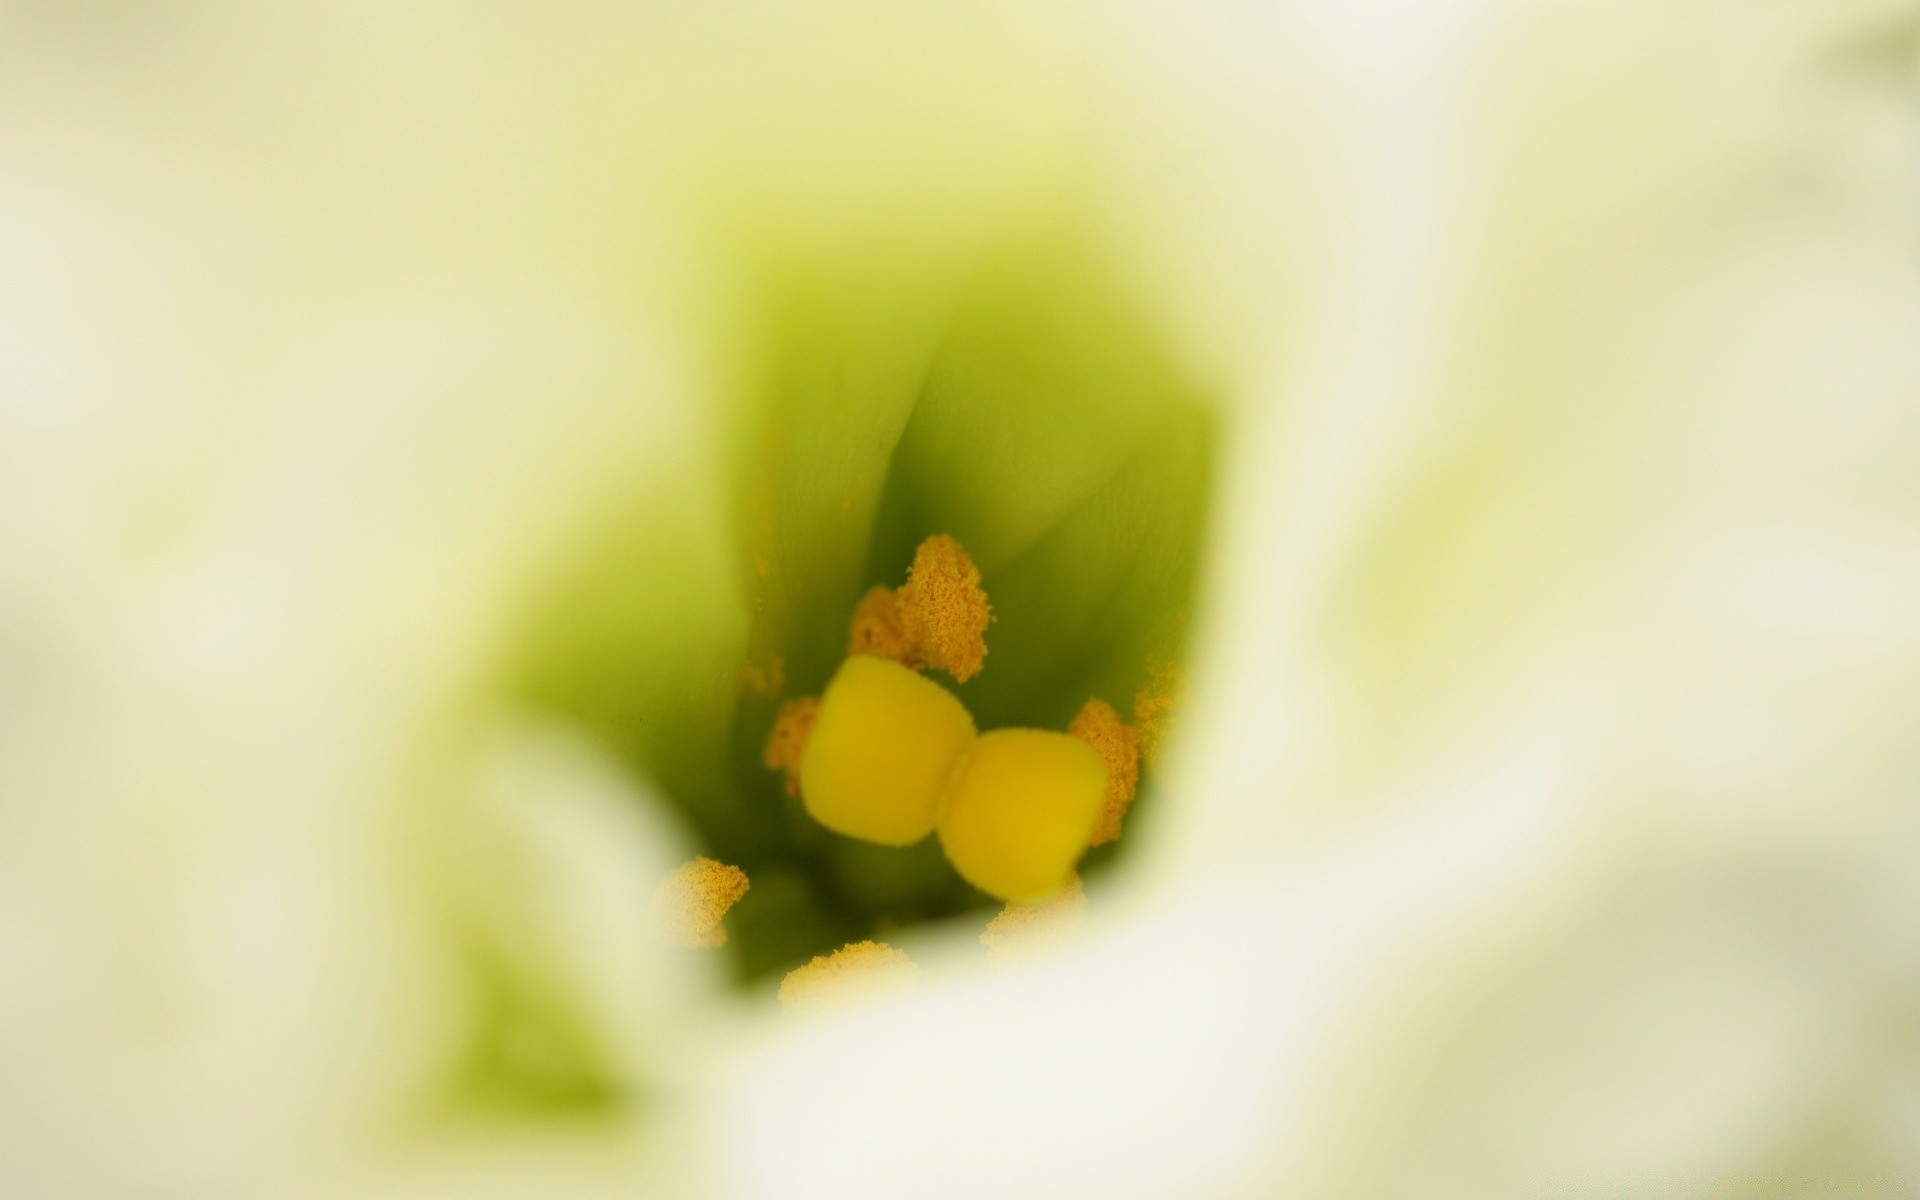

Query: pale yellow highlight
[778,940,919,1012]
[1069,697,1140,846]
[646,857,750,949]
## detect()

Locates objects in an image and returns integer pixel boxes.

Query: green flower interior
[510,223,1215,988]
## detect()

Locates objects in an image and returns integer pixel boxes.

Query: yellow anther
[646,857,750,949]
[846,585,920,668]
[897,534,991,683]
[778,939,919,1012]
[936,729,1105,902]
[980,872,1086,959]
[1069,698,1141,846]
[1132,657,1183,766]
[762,696,820,797]
[800,655,976,846]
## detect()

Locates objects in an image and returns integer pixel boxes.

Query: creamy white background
[2,1,1917,1197]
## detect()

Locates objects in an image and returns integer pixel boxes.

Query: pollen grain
[742,656,784,697]
[897,534,992,683]
[1132,657,1183,767]
[1070,698,1141,846]
[762,696,820,797]
[778,939,919,1012]
[646,857,750,949]
[981,872,1087,958]
[846,585,920,668]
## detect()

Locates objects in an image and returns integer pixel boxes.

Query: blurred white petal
[2,0,1917,1198]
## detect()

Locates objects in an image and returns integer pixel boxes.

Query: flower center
[781,537,1118,898]
[657,533,1168,1004]
[509,232,1215,997]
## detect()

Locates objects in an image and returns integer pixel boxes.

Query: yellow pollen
[1069,698,1141,846]
[846,585,920,668]
[742,656,784,697]
[646,857,750,948]
[762,696,820,797]
[980,872,1087,958]
[778,939,919,1012]
[896,534,991,683]
[1132,657,1183,766]
[937,729,1106,902]
[800,655,976,845]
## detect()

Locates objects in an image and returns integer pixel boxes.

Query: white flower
[2,1,1916,1198]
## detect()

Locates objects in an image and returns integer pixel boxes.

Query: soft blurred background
[2,1,1917,1197]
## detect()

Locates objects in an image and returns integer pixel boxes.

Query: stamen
[646,856,750,949]
[846,585,920,668]
[778,939,919,1012]
[980,871,1086,959]
[896,534,992,683]
[799,655,976,845]
[1132,657,1183,767]
[1069,698,1141,846]
[936,729,1106,902]
[761,696,820,797]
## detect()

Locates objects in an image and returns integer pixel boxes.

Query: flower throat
[652,533,1175,1007]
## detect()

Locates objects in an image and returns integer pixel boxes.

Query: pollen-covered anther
[1133,658,1183,767]
[761,696,819,797]
[1069,698,1141,846]
[897,534,992,683]
[981,872,1086,959]
[646,857,750,949]
[937,729,1105,902]
[846,585,920,668]
[778,939,919,1012]
[800,655,976,845]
